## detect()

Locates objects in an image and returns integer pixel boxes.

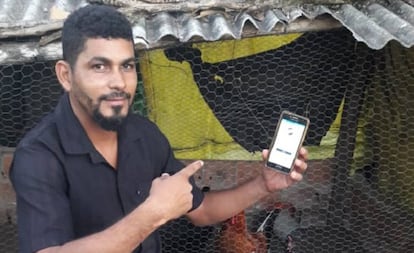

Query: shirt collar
[55,93,143,157]
[55,93,97,156]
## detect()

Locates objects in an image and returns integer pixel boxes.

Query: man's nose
[108,69,127,90]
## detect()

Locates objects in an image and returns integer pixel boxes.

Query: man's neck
[78,114,119,168]
[69,96,119,168]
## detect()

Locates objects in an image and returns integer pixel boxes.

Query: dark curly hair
[62,4,134,67]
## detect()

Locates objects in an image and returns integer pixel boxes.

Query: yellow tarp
[139,34,341,160]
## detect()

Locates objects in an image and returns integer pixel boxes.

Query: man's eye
[93,64,106,71]
[123,63,135,71]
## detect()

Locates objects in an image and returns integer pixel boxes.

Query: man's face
[69,38,137,131]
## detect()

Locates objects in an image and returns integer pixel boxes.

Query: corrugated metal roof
[128,1,414,50]
[0,0,413,63]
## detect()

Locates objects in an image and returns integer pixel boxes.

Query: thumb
[177,160,204,178]
[262,149,269,161]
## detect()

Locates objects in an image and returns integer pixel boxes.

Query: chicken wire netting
[1,28,414,252]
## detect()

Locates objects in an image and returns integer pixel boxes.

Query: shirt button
[137,190,141,195]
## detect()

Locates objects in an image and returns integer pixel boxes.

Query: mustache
[99,91,132,101]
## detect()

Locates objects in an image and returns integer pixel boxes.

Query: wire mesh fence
[0,222,18,253]
[1,28,414,252]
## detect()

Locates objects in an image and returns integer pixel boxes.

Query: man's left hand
[261,147,308,193]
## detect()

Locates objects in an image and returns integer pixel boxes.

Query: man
[10,4,308,253]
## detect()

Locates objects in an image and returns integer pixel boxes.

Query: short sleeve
[10,144,74,253]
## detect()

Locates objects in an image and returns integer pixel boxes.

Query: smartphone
[266,111,310,174]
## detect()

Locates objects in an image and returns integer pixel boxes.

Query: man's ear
[55,60,73,92]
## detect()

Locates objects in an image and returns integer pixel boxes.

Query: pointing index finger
[177,160,204,178]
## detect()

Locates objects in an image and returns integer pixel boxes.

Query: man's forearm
[38,198,166,253]
[188,175,270,226]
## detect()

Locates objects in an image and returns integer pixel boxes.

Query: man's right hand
[147,160,204,224]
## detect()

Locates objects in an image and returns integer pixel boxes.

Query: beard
[92,105,125,131]
[92,91,132,131]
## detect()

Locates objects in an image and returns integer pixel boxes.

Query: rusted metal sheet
[0,0,413,63]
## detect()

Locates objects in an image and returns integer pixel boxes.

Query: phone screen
[267,113,309,173]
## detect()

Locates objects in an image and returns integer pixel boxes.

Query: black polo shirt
[10,93,204,253]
